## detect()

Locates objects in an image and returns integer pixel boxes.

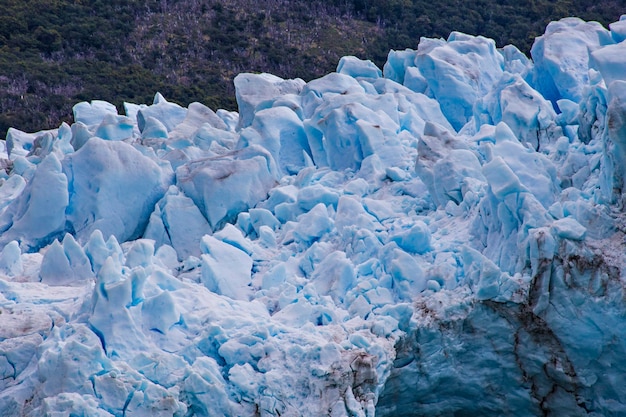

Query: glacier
[1,15,626,416]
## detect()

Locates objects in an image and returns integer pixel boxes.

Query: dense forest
[0,0,623,136]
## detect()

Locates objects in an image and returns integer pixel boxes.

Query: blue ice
[1,16,626,417]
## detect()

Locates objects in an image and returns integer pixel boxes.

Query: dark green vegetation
[0,0,622,136]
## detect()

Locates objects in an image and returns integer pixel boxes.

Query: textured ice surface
[2,17,626,417]
[530,17,614,106]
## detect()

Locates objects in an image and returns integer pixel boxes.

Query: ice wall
[1,16,626,417]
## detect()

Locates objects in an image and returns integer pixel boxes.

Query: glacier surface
[2,15,626,416]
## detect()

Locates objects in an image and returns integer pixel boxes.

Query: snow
[1,16,626,417]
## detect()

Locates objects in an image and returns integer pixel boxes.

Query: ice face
[530,17,614,107]
[239,106,311,176]
[0,152,68,251]
[414,32,505,131]
[62,138,173,244]
[337,56,383,79]
[144,185,212,261]
[136,93,188,133]
[175,146,278,230]
[474,72,561,150]
[1,16,626,417]
[234,72,306,129]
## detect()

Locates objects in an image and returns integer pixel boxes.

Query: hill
[0,0,622,136]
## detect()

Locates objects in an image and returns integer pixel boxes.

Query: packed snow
[2,15,626,416]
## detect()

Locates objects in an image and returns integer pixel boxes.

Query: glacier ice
[144,185,212,261]
[2,16,626,417]
[414,32,505,131]
[530,17,614,106]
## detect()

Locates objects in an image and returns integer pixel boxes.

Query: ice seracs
[1,16,626,417]
[530,17,614,106]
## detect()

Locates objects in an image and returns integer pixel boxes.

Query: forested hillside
[0,0,622,136]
